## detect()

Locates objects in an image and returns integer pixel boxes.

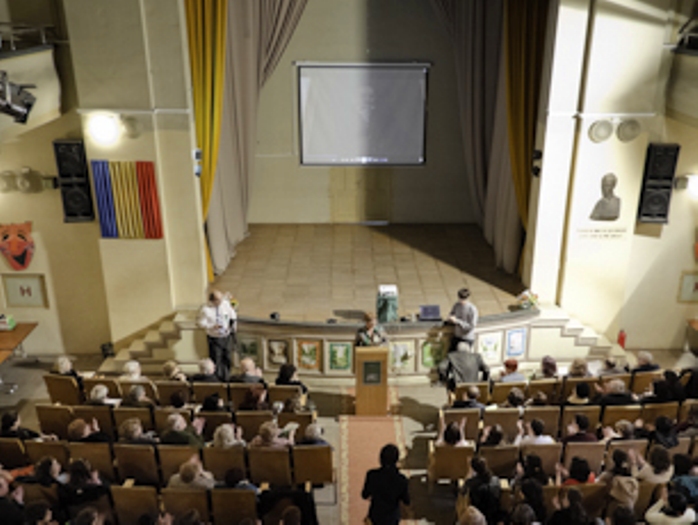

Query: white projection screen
[298,63,429,165]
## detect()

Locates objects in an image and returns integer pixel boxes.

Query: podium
[355,346,389,416]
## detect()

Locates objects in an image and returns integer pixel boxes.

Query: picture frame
[2,274,48,308]
[297,339,322,371]
[363,360,382,385]
[505,327,527,358]
[238,336,261,365]
[327,341,353,373]
[420,339,446,369]
[267,339,291,369]
[678,272,698,303]
[476,331,503,365]
[390,339,416,373]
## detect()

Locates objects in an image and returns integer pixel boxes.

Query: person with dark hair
[452,385,485,410]
[677,405,698,438]
[436,414,468,447]
[201,393,227,412]
[518,478,547,523]
[361,444,410,525]
[500,387,525,410]
[24,501,56,525]
[645,486,696,523]
[238,384,269,411]
[0,473,24,525]
[275,363,308,394]
[629,446,673,483]
[479,424,505,447]
[642,380,674,405]
[672,454,698,505]
[58,458,110,512]
[447,288,478,353]
[556,457,594,485]
[596,449,638,514]
[548,487,589,525]
[514,419,555,445]
[1,411,54,441]
[280,506,302,525]
[610,506,636,525]
[664,370,686,402]
[462,457,502,525]
[511,454,549,488]
[599,357,625,377]
[536,355,558,379]
[169,389,190,409]
[224,467,259,493]
[567,382,591,405]
[510,503,537,525]
[562,414,598,443]
[71,506,104,525]
[650,416,680,449]
[525,391,549,407]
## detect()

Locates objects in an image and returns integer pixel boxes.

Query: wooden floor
[214,224,524,322]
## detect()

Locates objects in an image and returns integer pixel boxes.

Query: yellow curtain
[185,0,228,281]
[505,0,549,229]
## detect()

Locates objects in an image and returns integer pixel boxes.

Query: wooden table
[0,322,38,364]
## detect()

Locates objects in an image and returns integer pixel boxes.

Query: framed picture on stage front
[238,336,261,365]
[505,327,527,358]
[477,331,503,365]
[267,339,291,369]
[420,339,446,370]
[297,339,322,371]
[327,341,353,374]
[390,340,416,373]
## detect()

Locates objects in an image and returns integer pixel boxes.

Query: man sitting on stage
[197,290,237,382]
[447,288,478,353]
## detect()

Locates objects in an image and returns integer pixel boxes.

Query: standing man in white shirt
[197,290,237,381]
[447,288,478,353]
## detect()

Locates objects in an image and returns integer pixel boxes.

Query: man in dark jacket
[0,474,24,525]
[361,444,410,525]
[438,341,489,392]
[189,358,220,383]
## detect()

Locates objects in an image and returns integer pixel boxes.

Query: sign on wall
[2,274,47,307]
[0,221,35,271]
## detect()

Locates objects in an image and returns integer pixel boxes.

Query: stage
[214,224,524,322]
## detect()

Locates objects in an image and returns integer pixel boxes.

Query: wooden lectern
[355,346,389,416]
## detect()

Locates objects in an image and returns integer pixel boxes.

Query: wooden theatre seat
[563,441,606,474]
[192,382,229,404]
[162,487,211,523]
[235,410,274,443]
[113,406,154,433]
[562,377,597,402]
[631,370,664,395]
[229,383,252,410]
[482,408,520,442]
[21,482,59,508]
[527,378,560,405]
[197,410,233,441]
[154,407,192,436]
[575,483,608,519]
[521,442,563,478]
[606,439,649,469]
[441,408,480,441]
[292,445,334,486]
[157,445,201,482]
[561,405,601,436]
[523,406,561,438]
[491,381,527,406]
[278,411,315,442]
[601,405,642,428]
[634,482,660,521]
[36,404,74,440]
[599,373,632,391]
[0,437,27,469]
[679,399,698,423]
[113,443,160,485]
[211,488,258,525]
[454,382,490,405]
[479,445,519,478]
[83,377,122,399]
[43,374,83,405]
[154,380,191,406]
[24,440,70,469]
[73,405,115,440]
[426,441,474,492]
[111,484,159,525]
[68,442,116,482]
[248,446,293,486]
[641,402,680,424]
[120,379,158,401]
[268,384,303,405]
[202,445,246,482]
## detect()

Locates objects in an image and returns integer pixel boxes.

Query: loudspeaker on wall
[637,143,680,224]
[53,139,95,222]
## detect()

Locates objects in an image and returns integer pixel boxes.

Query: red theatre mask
[0,221,35,271]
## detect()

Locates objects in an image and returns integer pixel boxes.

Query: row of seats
[34,403,315,442]
[44,374,303,407]
[0,437,333,488]
[454,370,665,405]
[441,400,698,442]
[429,437,692,491]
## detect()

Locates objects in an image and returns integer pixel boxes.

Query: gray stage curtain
[430,0,504,225]
[208,0,308,275]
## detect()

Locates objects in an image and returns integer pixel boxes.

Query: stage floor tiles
[214,224,524,322]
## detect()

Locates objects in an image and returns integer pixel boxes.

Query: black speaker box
[53,139,95,222]
[637,143,680,224]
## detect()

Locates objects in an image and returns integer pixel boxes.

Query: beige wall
[0,112,110,354]
[250,0,471,224]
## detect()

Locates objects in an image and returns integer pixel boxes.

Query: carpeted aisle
[339,414,416,524]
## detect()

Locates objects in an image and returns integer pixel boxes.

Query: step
[127,339,151,359]
[143,330,165,350]
[576,327,599,347]
[159,320,180,340]
[561,319,585,337]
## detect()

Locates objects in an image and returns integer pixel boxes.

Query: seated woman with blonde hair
[211,423,245,448]
[249,421,295,449]
[567,358,590,378]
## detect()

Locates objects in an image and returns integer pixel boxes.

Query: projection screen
[298,63,429,165]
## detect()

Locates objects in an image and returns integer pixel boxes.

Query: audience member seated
[562,414,597,443]
[282,394,304,413]
[599,357,625,377]
[120,384,157,410]
[547,487,588,525]
[436,414,468,447]
[595,378,637,407]
[297,423,329,446]
[601,419,636,443]
[354,312,387,347]
[160,413,205,448]
[646,416,679,449]
[493,387,525,412]
[532,355,557,379]
[566,382,591,406]
[24,501,56,525]
[119,417,157,445]
[631,351,660,373]
[67,418,111,443]
[224,467,259,494]
[510,503,537,525]
[1,411,55,441]
[664,370,687,402]
[200,392,228,412]
[189,358,219,383]
[58,459,110,513]
[162,360,187,382]
[452,386,485,410]
[84,384,111,406]
[238,384,270,411]
[17,456,65,487]
[437,341,489,392]
[0,472,24,525]
[458,506,486,525]
[514,419,555,446]
[641,379,674,404]
[525,391,549,407]
[479,424,505,447]
[511,454,549,489]
[671,454,698,505]
[275,363,308,394]
[249,421,294,448]
[54,356,84,390]
[517,478,547,524]
[120,360,146,381]
[629,446,673,483]
[230,358,266,386]
[596,449,638,516]
[462,457,503,525]
[73,506,108,525]
[169,389,192,409]
[555,457,595,485]
[567,358,590,378]
[680,366,698,399]
[167,457,215,489]
[211,423,245,448]
[499,359,526,383]
[645,486,695,524]
[677,405,698,438]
